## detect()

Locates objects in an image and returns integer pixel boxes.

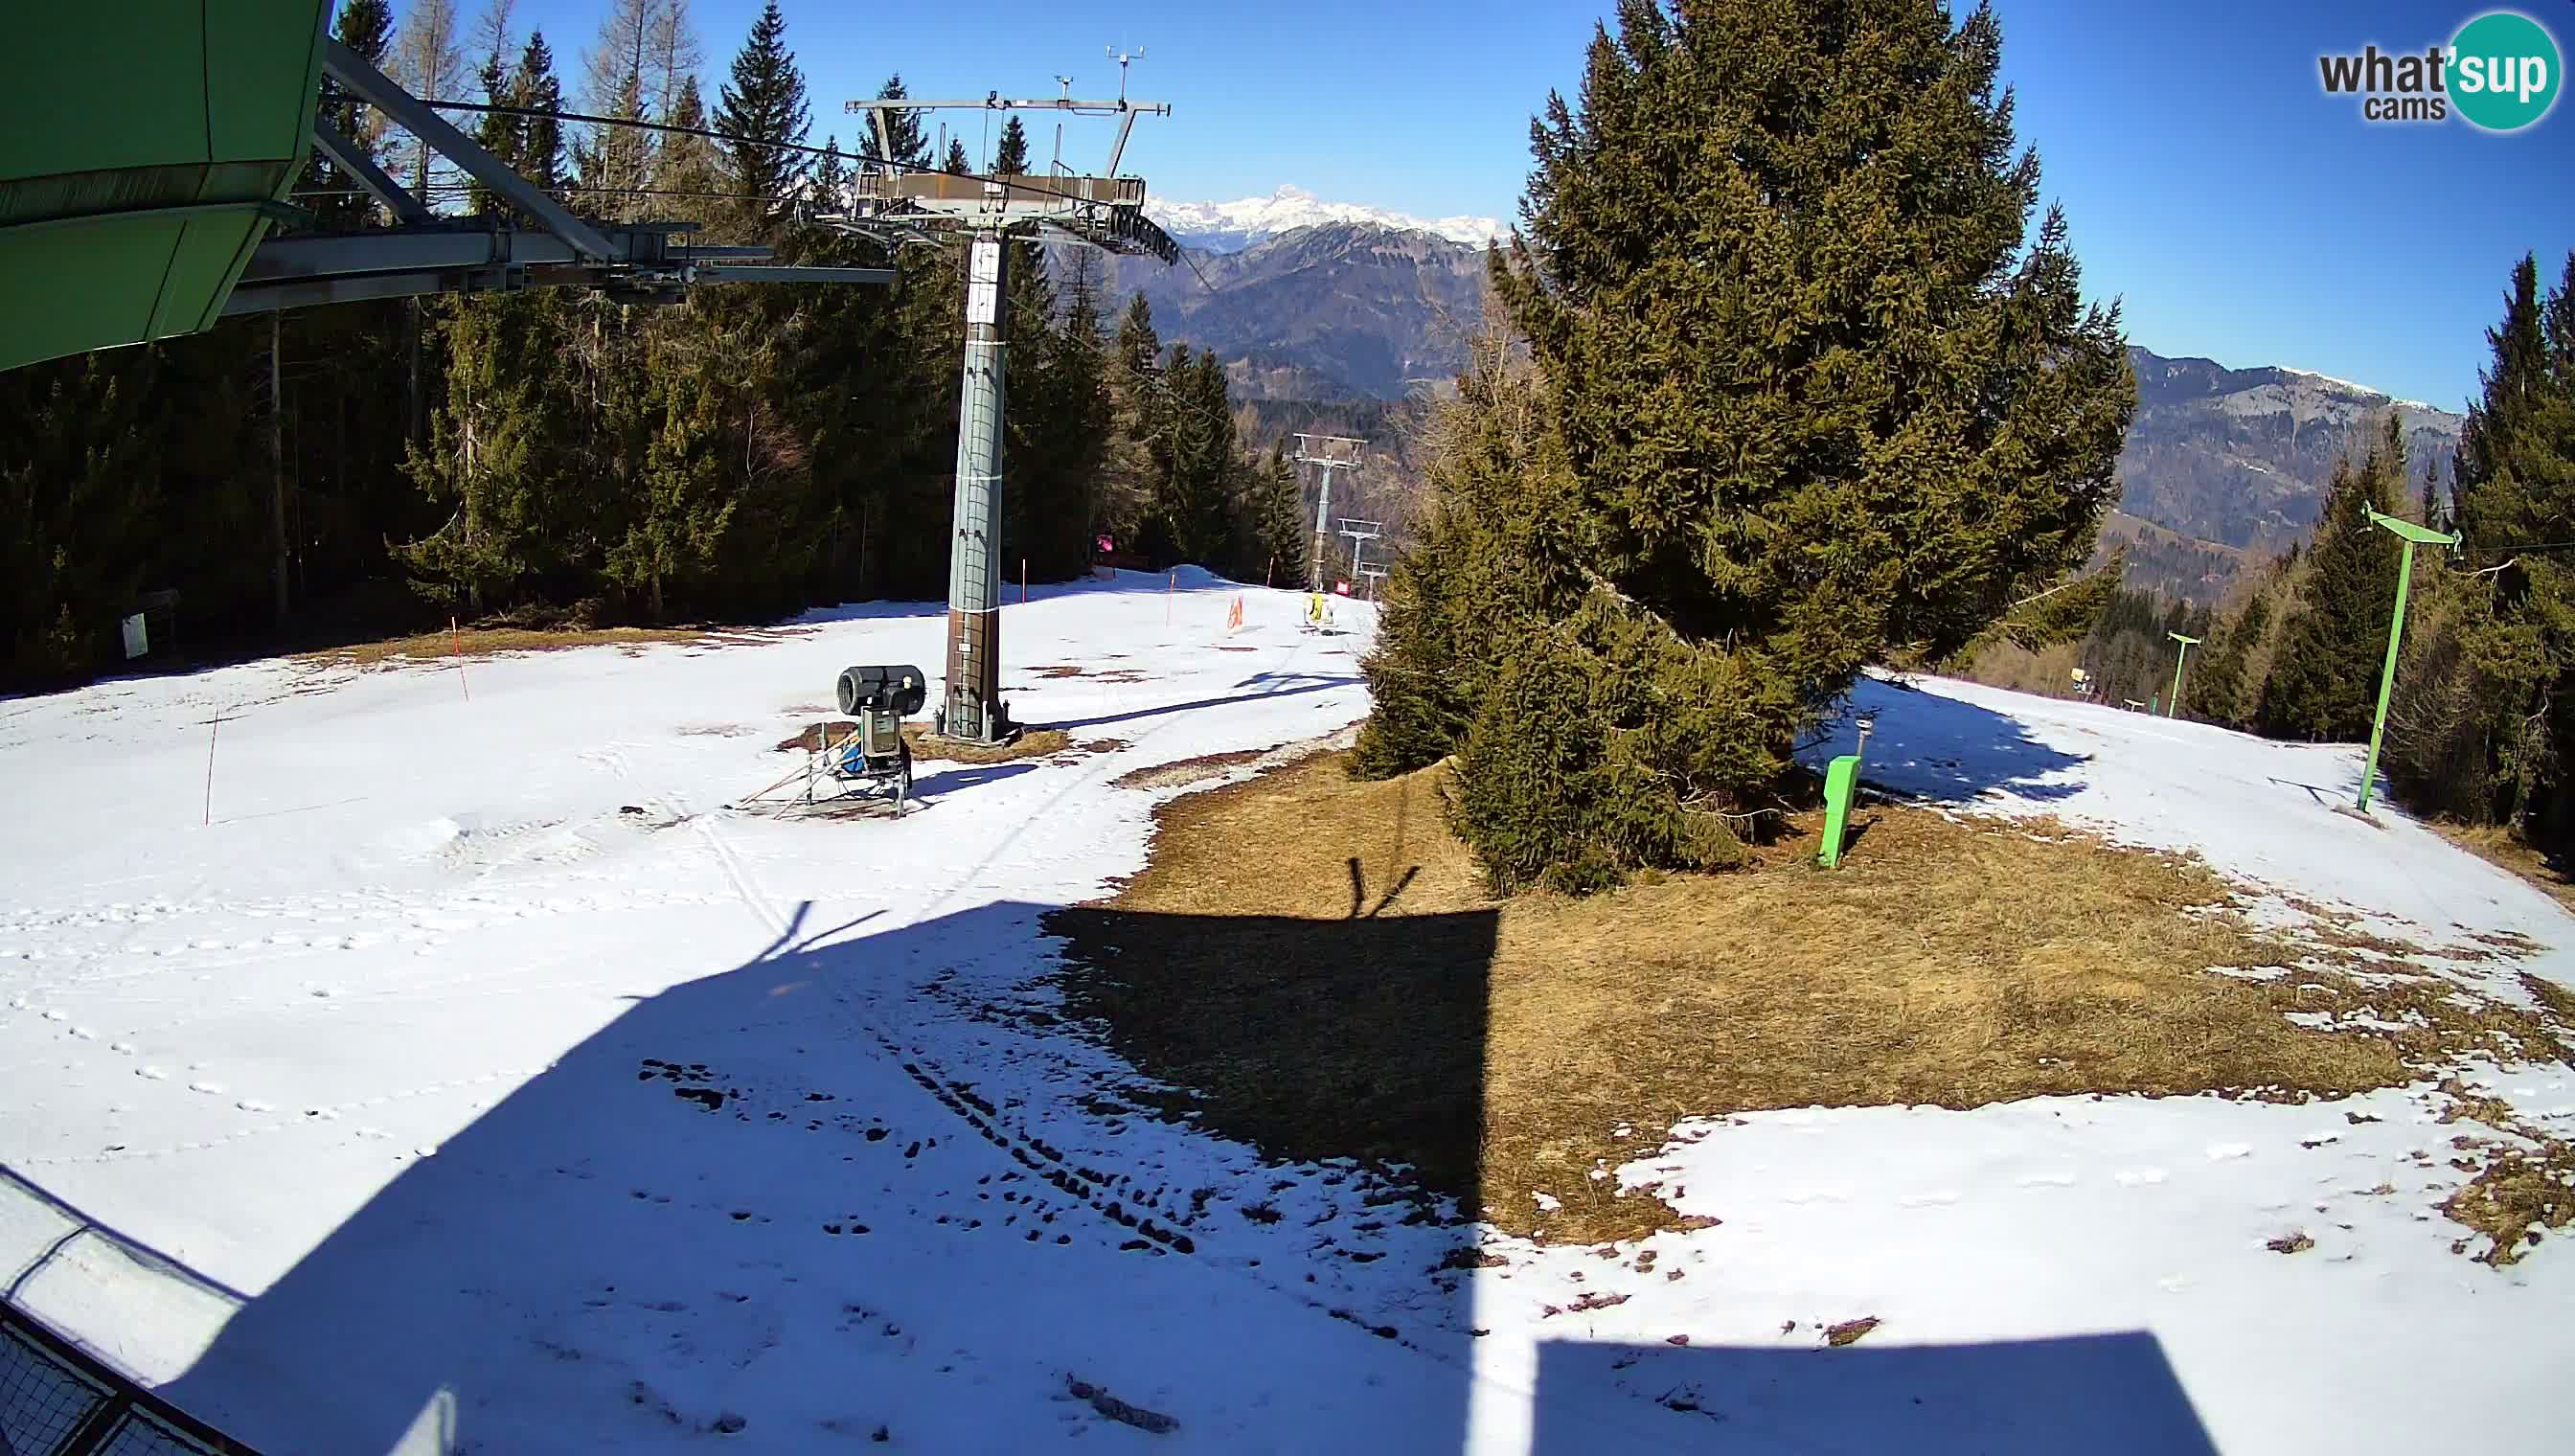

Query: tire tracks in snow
[684,615,1639,1427]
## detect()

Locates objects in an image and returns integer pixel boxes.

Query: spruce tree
[606,333,737,619]
[515,32,567,197]
[812,135,848,214]
[400,293,581,610]
[655,76,724,201]
[2451,252,2575,837]
[2188,594,2271,725]
[714,0,810,230]
[945,138,971,176]
[1254,445,1310,588]
[467,47,518,216]
[1093,293,1163,552]
[1367,0,2133,889]
[2255,437,2404,740]
[573,65,650,221]
[992,115,1031,175]
[860,75,931,173]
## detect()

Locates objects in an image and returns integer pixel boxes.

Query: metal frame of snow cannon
[804,666,926,818]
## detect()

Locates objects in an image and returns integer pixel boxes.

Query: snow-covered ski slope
[1,576,2569,1455]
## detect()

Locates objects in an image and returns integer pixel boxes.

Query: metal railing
[0,1301,256,1456]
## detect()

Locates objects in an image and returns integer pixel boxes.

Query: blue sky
[490,0,2573,409]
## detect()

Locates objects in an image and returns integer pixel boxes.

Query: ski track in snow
[3,577,2573,1454]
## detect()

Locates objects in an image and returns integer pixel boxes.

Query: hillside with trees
[0,0,1308,691]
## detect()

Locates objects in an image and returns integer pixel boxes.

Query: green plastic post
[2358,509,2460,814]
[2166,632,2200,718]
[2358,541,2416,814]
[1819,753,1860,868]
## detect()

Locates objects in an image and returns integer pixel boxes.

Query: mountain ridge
[1144,185,1505,254]
[1105,214,2465,602]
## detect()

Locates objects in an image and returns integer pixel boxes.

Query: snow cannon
[836,665,927,717]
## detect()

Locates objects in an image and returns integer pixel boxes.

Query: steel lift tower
[839,71,1177,745]
[1293,435,1366,590]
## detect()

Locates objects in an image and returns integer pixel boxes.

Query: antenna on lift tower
[836,65,1177,746]
[1107,45,1146,104]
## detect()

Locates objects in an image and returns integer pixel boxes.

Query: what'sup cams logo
[2318,10,2562,130]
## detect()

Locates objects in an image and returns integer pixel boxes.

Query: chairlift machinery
[2,4,890,376]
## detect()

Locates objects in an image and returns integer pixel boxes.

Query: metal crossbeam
[226,227,892,315]
[322,38,617,262]
[310,117,434,226]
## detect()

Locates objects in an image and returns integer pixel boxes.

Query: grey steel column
[942,232,1010,742]
[1310,463,1334,589]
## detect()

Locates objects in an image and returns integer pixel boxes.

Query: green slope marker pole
[1819,754,1859,868]
[2166,632,2200,718]
[2357,508,2462,814]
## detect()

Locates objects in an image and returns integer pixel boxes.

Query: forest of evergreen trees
[0,0,1310,692]
[1952,249,2575,857]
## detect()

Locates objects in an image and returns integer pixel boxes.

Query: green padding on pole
[2357,509,2459,815]
[2358,539,2417,815]
[1819,754,1861,869]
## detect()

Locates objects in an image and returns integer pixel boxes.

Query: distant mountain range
[1143,185,1505,254]
[2114,349,2461,550]
[1111,195,2468,603]
[1109,221,1487,400]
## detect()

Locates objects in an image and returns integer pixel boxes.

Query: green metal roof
[0,3,330,374]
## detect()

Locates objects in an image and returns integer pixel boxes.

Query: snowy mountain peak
[1144,186,1505,254]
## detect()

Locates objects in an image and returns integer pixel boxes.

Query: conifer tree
[714,0,810,231]
[860,76,930,173]
[606,335,736,619]
[2256,436,2404,740]
[992,116,1031,175]
[1365,0,2133,889]
[1091,293,1163,551]
[2450,252,2575,836]
[811,136,848,214]
[945,138,971,176]
[654,76,724,200]
[1253,444,1310,588]
[573,65,650,221]
[2188,594,2272,726]
[392,0,464,198]
[467,48,517,216]
[515,32,567,197]
[400,293,581,610]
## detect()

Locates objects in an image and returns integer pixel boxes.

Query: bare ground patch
[1050,751,2575,1246]
[2431,822,2575,921]
[301,625,738,668]
[1111,749,1271,792]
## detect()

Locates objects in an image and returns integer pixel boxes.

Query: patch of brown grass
[1052,751,2572,1246]
[302,625,717,667]
[2444,1138,2575,1265]
[2431,822,2575,920]
[905,725,1071,763]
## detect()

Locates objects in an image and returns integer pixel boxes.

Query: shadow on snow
[137,845,2212,1453]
